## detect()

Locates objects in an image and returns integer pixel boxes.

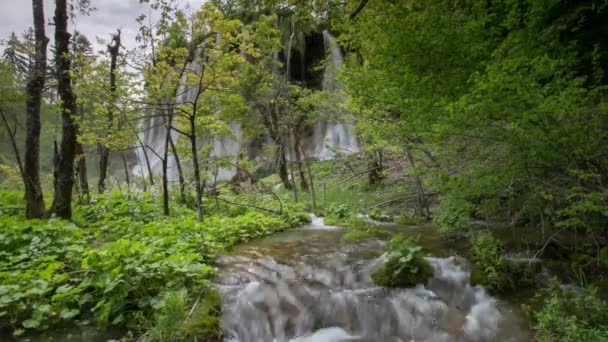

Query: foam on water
[216,225,530,342]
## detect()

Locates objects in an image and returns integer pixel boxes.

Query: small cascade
[217,227,530,342]
[314,31,359,160]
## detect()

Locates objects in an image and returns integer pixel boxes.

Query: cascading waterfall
[313,31,359,160]
[217,222,530,342]
[134,30,360,181]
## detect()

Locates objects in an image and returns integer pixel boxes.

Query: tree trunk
[121,152,130,190]
[406,147,430,221]
[0,110,25,184]
[293,127,308,191]
[190,118,203,222]
[98,30,120,194]
[368,149,383,186]
[23,0,48,218]
[162,112,171,216]
[75,140,89,203]
[169,134,185,203]
[51,0,78,219]
[277,144,292,190]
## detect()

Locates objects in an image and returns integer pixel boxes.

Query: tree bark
[98,30,120,193]
[51,0,78,219]
[75,139,89,203]
[121,152,130,190]
[0,110,25,183]
[190,117,203,222]
[293,126,308,191]
[406,147,430,221]
[368,149,383,186]
[23,0,48,218]
[169,133,185,203]
[162,111,171,216]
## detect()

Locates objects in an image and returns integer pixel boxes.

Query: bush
[469,231,537,293]
[533,281,608,341]
[368,208,393,222]
[435,197,475,236]
[469,231,510,292]
[0,191,307,338]
[371,235,433,287]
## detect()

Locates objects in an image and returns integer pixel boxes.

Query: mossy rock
[372,257,434,287]
[342,227,390,242]
[470,266,486,287]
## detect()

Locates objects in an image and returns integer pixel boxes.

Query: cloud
[0,0,206,52]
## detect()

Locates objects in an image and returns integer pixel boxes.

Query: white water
[134,31,360,181]
[217,224,530,342]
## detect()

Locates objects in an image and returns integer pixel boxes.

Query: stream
[216,216,532,342]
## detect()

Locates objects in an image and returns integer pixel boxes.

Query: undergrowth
[0,189,308,339]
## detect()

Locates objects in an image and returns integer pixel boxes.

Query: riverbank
[0,190,309,341]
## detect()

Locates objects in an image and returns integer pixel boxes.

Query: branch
[216,197,282,216]
[0,109,25,182]
[350,0,370,19]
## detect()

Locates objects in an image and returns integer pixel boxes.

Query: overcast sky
[0,0,205,52]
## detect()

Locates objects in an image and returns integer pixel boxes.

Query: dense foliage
[371,235,433,288]
[533,282,608,341]
[0,191,308,337]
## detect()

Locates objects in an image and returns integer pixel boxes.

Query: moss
[341,227,390,242]
[372,257,434,287]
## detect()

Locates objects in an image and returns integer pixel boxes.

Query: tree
[97,30,121,194]
[50,0,79,219]
[23,0,49,219]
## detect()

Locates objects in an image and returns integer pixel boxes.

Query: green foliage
[0,191,306,337]
[469,231,510,292]
[435,197,475,236]
[138,288,222,342]
[371,235,433,287]
[533,281,608,341]
[339,0,608,242]
[469,231,537,293]
[368,208,392,222]
[341,220,389,242]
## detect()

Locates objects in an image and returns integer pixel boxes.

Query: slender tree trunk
[161,111,172,216]
[98,30,120,193]
[294,127,308,191]
[75,140,89,203]
[169,134,185,203]
[277,144,292,190]
[406,147,430,220]
[0,110,25,183]
[51,0,78,219]
[190,118,203,222]
[23,0,48,218]
[368,149,383,186]
[136,135,155,186]
[305,155,317,212]
[121,152,130,190]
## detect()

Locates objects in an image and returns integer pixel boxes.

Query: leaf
[59,308,80,319]
[22,318,41,329]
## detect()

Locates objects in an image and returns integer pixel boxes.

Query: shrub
[368,208,393,222]
[371,235,433,287]
[0,191,307,338]
[533,281,608,341]
[469,231,510,292]
[435,197,475,236]
[469,231,537,293]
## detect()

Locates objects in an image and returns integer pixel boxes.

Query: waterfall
[133,30,361,183]
[314,31,359,160]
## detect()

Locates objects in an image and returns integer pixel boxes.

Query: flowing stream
[216,217,531,342]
